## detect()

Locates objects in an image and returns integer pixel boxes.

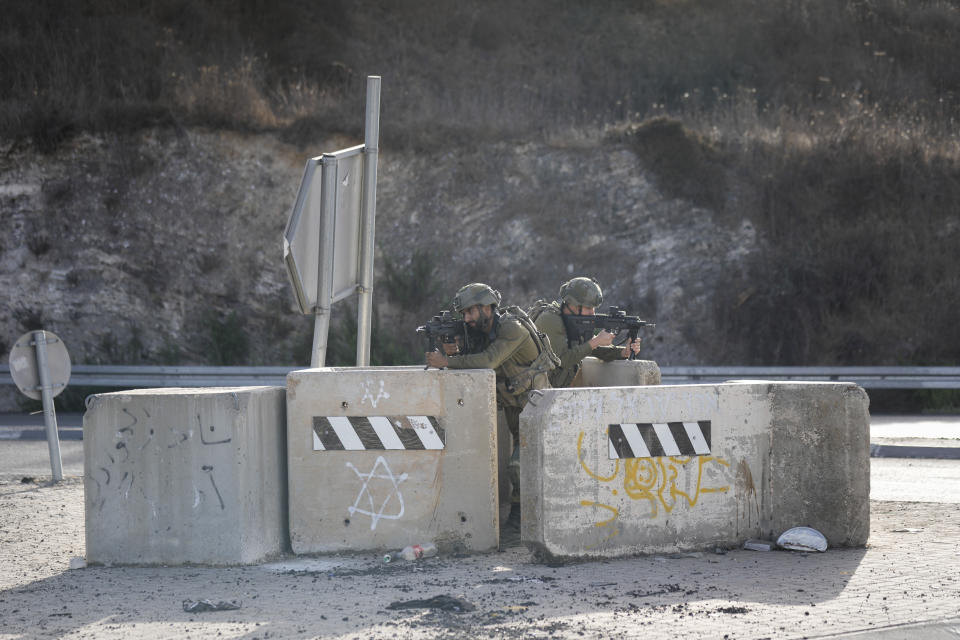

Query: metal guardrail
[0,364,292,389]
[658,366,960,389]
[1,364,959,390]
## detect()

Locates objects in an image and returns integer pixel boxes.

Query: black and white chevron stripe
[608,421,712,459]
[313,416,445,451]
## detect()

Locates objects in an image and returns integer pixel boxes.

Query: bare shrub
[618,117,728,211]
[703,128,960,366]
[172,57,281,130]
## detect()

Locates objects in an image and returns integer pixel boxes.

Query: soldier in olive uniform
[532,277,642,388]
[425,283,553,528]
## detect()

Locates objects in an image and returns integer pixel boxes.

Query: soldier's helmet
[559,277,603,308]
[452,283,502,313]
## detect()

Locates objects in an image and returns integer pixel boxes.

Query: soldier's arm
[537,311,592,370]
[446,319,527,370]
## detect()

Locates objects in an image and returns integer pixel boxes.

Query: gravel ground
[2,471,960,640]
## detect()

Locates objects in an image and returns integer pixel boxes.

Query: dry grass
[3,0,958,148]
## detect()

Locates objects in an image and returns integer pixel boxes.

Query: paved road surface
[1,415,959,639]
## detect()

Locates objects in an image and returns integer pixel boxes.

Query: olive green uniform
[534,301,622,388]
[445,313,542,414]
[445,312,545,514]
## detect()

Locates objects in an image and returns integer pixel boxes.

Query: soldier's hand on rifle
[588,330,616,349]
[425,350,449,369]
[441,342,460,356]
[621,338,642,358]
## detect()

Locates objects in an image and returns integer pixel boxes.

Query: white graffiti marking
[346,456,408,530]
[360,380,391,408]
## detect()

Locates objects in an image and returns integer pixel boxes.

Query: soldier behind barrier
[529,277,646,388]
[424,282,558,529]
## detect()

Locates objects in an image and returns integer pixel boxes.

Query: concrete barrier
[578,358,661,387]
[521,381,870,560]
[83,386,288,565]
[286,367,499,554]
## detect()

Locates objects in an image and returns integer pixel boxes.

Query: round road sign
[8,330,71,400]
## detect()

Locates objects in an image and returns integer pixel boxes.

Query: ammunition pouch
[495,305,561,404]
[502,348,556,396]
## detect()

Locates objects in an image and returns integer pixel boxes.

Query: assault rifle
[561,306,655,360]
[416,310,466,369]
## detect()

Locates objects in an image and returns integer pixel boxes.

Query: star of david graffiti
[346,456,408,530]
[360,379,391,408]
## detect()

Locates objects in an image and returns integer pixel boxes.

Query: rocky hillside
[1,125,742,369]
[2,0,960,411]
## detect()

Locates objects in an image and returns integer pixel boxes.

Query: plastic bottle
[399,542,438,561]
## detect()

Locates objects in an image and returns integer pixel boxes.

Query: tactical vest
[526,298,554,324]
[497,305,561,399]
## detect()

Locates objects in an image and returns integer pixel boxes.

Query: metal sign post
[8,330,71,482]
[33,331,64,481]
[313,153,339,367]
[283,75,382,368]
[356,76,381,366]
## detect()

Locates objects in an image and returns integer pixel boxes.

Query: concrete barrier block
[287,366,498,554]
[521,381,869,560]
[765,382,871,546]
[579,358,661,387]
[84,386,287,565]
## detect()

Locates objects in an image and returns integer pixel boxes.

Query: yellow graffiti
[579,500,620,547]
[576,430,731,534]
[577,431,620,482]
[623,455,731,517]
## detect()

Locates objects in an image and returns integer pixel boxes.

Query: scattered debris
[627,584,684,598]
[20,477,34,484]
[892,527,923,533]
[265,559,343,574]
[482,575,553,584]
[669,552,704,559]
[386,595,476,613]
[384,543,438,562]
[715,606,750,614]
[743,539,774,551]
[776,527,828,552]
[182,599,242,613]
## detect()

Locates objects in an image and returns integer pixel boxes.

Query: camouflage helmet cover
[559,277,603,308]
[452,282,502,313]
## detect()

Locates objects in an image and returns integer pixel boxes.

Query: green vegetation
[686,127,960,368]
[201,310,250,366]
[381,250,441,313]
[305,302,421,368]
